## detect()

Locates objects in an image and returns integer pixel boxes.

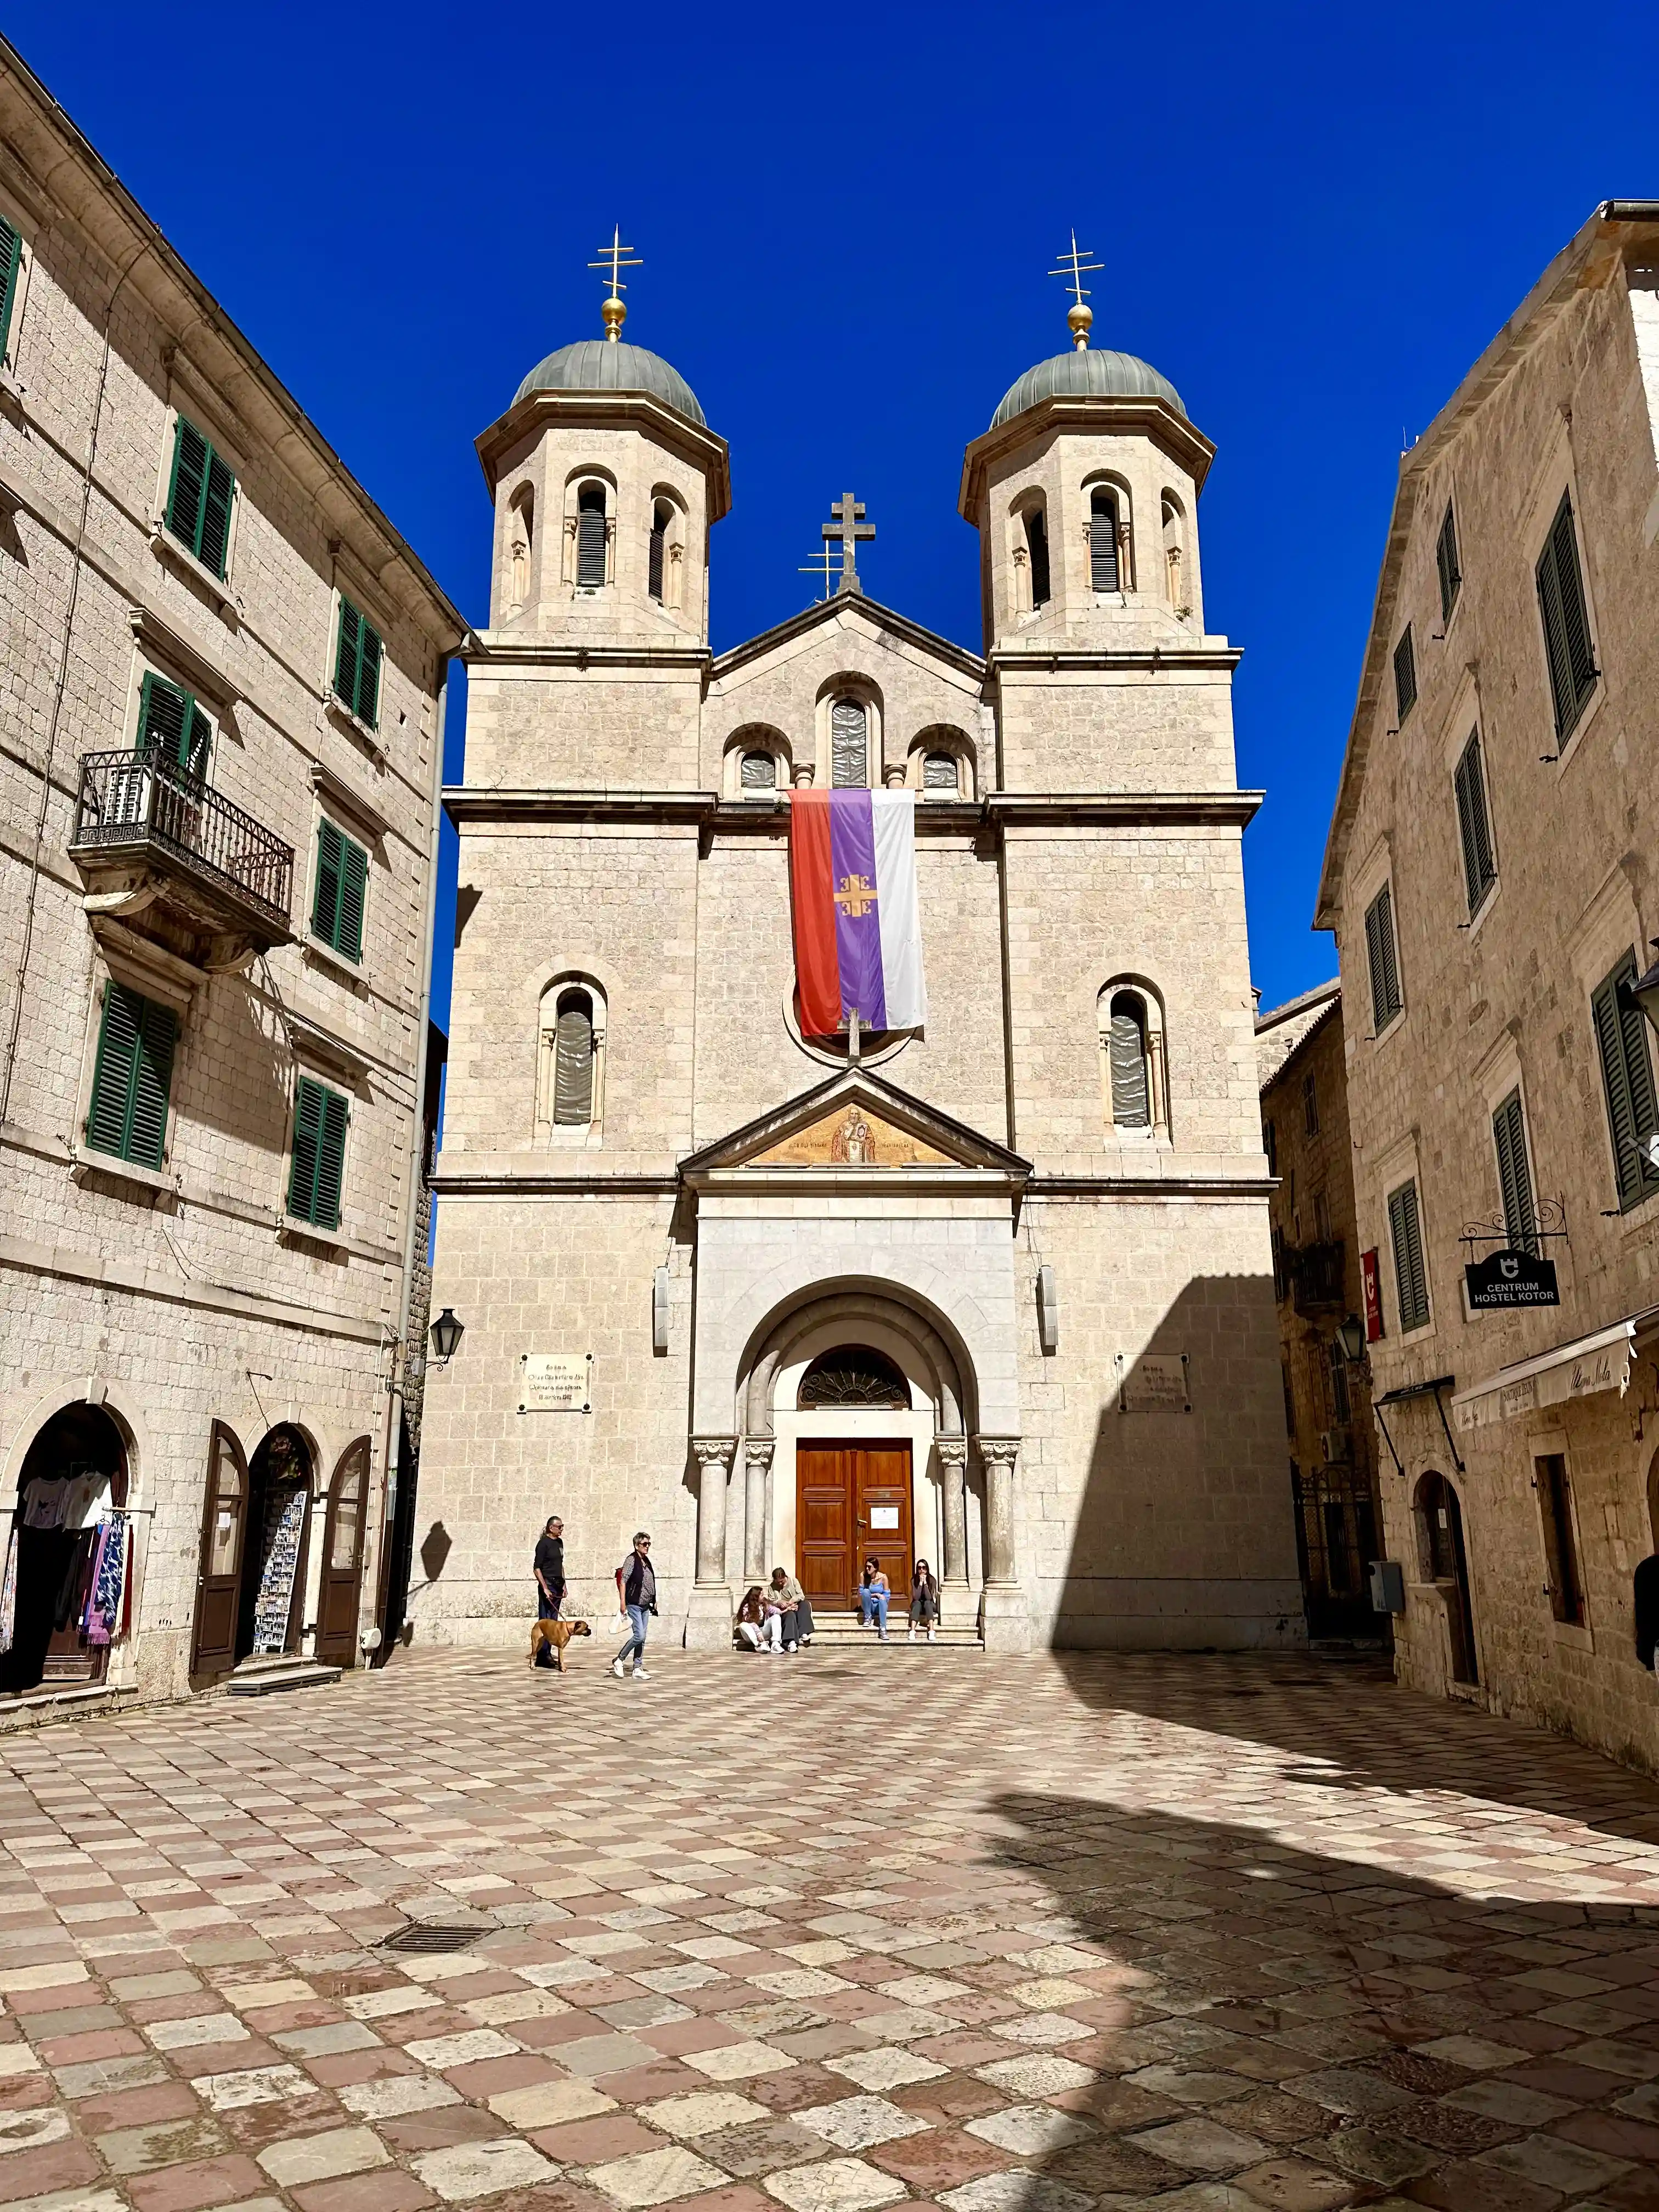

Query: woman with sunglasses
[858,1555,891,1641]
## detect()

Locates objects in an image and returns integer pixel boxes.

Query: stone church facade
[414,300,1299,1651]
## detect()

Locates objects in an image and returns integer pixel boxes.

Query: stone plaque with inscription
[1119,1352,1190,1413]
[519,1352,592,1414]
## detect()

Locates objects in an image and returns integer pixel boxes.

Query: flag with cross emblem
[788,789,927,1039]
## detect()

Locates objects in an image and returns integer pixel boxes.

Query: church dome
[990,347,1186,430]
[513,338,707,428]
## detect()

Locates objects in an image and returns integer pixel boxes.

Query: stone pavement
[0,1650,1658,2212]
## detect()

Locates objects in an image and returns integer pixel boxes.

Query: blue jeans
[618,1604,650,1666]
[859,1589,889,1631]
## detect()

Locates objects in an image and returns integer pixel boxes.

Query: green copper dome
[513,339,706,428]
[990,347,1186,430]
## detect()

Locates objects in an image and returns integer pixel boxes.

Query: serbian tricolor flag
[789,789,927,1037]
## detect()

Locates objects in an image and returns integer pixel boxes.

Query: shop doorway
[796,1442,912,1610]
[2,1403,130,1695]
[233,1426,313,1665]
[315,1438,370,1665]
[1417,1469,1479,1684]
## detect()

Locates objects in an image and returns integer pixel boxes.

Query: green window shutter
[356,617,382,728]
[337,836,368,962]
[334,598,361,703]
[1536,493,1597,739]
[0,218,21,366]
[1364,883,1401,1031]
[288,1075,347,1228]
[1387,1180,1429,1332]
[1453,731,1496,915]
[1492,1090,1536,1253]
[1392,627,1417,723]
[86,981,176,1168]
[1436,501,1460,622]
[312,819,344,945]
[137,670,210,771]
[1592,955,1659,1211]
[166,418,209,555]
[198,450,235,579]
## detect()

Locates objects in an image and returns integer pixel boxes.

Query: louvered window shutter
[1453,732,1495,915]
[1537,494,1597,738]
[1109,1005,1150,1128]
[740,751,776,790]
[577,495,607,586]
[198,451,235,579]
[1436,503,1461,621]
[831,701,867,787]
[1392,627,1417,722]
[1027,509,1051,607]
[1492,1090,1536,1252]
[923,752,958,790]
[334,599,360,701]
[0,218,21,365]
[182,699,212,781]
[1387,1181,1429,1331]
[138,672,187,763]
[312,820,344,943]
[1364,884,1401,1030]
[337,838,368,962]
[166,419,208,551]
[648,518,665,601]
[356,619,382,727]
[552,996,594,1125]
[314,1088,348,1229]
[289,1076,323,1220]
[1090,495,1119,592]
[1592,956,1659,1210]
[87,982,176,1168]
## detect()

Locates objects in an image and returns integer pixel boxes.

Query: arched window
[798,1345,911,1410]
[1162,493,1185,607]
[535,978,606,1141]
[831,699,868,787]
[648,499,672,603]
[740,749,777,790]
[1099,983,1169,1139]
[1090,490,1119,593]
[923,751,959,792]
[1026,506,1051,608]
[576,484,607,588]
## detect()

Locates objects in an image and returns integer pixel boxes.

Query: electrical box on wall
[1369,1559,1406,1615]
[1036,1264,1059,1355]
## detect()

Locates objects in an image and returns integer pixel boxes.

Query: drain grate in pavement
[381,1922,482,1955]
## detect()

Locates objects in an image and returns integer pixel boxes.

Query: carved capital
[936,1437,968,1469]
[744,1438,775,1471]
[975,1436,1020,1468]
[692,1435,736,1472]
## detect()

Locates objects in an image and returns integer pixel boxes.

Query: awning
[1451,1316,1641,1431]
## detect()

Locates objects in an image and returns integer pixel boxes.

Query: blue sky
[17,0,1659,1029]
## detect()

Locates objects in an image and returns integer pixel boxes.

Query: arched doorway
[233,1426,313,1665]
[795,1347,913,1611]
[1416,1469,1478,1685]
[2,1403,130,1695]
[315,1438,370,1665]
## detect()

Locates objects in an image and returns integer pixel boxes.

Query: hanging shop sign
[1361,1249,1383,1341]
[1464,1249,1560,1311]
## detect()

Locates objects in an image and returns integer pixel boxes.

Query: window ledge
[302,933,368,990]
[1464,883,1500,946]
[1553,679,1607,772]
[149,526,238,615]
[1549,1617,1595,1652]
[0,366,25,425]
[323,691,385,757]
[69,1144,178,1201]
[1372,1007,1407,1047]
[277,1220,393,1263]
[1616,1183,1659,1237]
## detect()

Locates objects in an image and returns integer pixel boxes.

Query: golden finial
[1048,229,1103,351]
[588,227,643,343]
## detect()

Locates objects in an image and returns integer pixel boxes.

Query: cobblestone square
[0,1651,1657,2211]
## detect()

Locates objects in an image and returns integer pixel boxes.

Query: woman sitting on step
[858,1556,891,1641]
[908,1560,941,1642]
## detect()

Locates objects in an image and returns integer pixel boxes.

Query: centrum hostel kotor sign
[1464,1249,1560,1311]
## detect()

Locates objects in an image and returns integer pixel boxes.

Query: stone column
[975,1436,1029,1652]
[743,1440,773,1581]
[938,1437,969,1590]
[685,1436,736,1649]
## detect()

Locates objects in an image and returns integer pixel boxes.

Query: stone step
[225,1656,343,1697]
[801,1616,983,1650]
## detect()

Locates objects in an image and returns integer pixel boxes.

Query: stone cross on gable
[823,493,875,596]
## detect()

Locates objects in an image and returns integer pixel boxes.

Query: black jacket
[1634,1554,1659,1668]
[534,1534,565,1590]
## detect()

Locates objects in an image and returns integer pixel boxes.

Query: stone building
[0,41,464,1718]
[1317,200,1659,1770]
[1256,981,1384,1639]
[416,275,1300,1653]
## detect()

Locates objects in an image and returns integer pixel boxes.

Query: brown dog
[529,1617,592,1671]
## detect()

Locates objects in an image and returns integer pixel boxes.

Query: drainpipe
[368,662,450,1656]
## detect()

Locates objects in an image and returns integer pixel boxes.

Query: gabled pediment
[709,593,985,690]
[680,1067,1028,1184]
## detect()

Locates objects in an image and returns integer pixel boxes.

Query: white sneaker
[928,1627,936,1641]
[907,1627,916,1641]
[611,1658,626,1678]
[878,1629,888,1642]
[633,1666,651,1681]
[785,1641,798,1652]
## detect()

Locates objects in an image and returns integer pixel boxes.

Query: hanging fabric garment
[0,1529,16,1657]
[119,1523,133,1639]
[83,1511,129,1647]
[56,1530,95,1632]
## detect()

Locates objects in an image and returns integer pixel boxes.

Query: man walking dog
[613,1531,656,1681]
[533,1517,565,1668]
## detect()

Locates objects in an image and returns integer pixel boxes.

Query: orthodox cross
[823,492,875,596]
[1048,228,1103,351]
[798,542,842,601]
[588,227,642,342]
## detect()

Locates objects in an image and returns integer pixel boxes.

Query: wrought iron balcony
[1290,1239,1346,1314]
[69,751,294,961]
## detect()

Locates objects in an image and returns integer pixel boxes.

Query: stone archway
[2,1401,131,1695]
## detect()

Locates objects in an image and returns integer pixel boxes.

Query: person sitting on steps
[908,1558,941,1642]
[859,1556,891,1641]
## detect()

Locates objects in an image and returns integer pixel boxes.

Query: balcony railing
[1290,1239,1346,1314]
[70,751,292,932]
